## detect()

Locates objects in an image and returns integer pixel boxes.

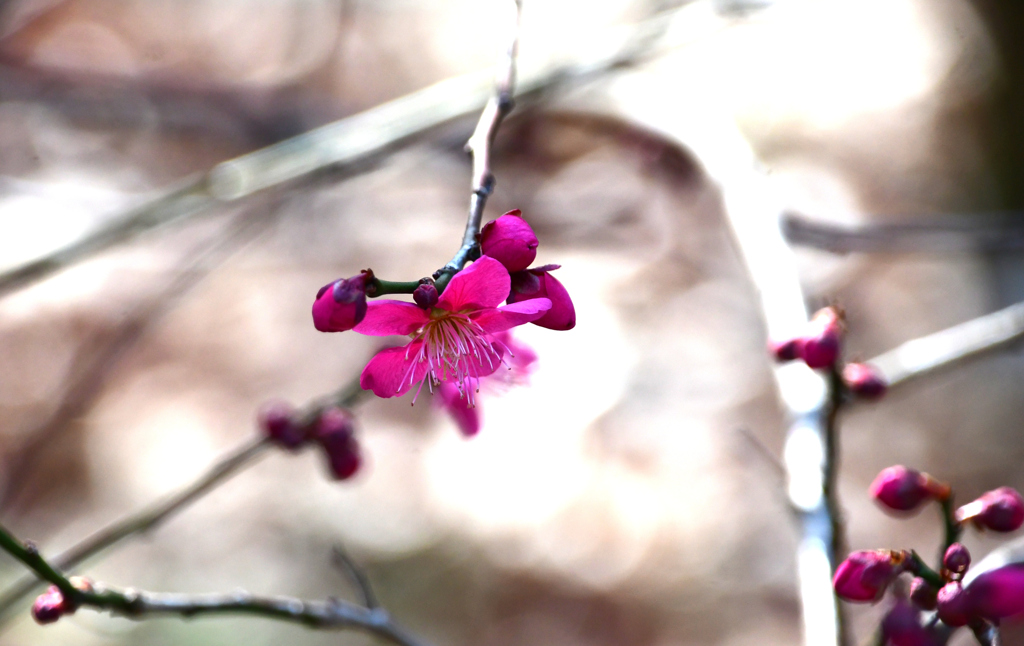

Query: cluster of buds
[770,305,887,400]
[31,577,92,625]
[257,401,361,480]
[834,465,1024,643]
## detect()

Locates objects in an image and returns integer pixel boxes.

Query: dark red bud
[870,466,949,513]
[32,586,70,625]
[313,408,361,481]
[413,284,439,309]
[943,543,971,575]
[909,577,938,610]
[769,337,803,362]
[842,363,887,400]
[936,582,971,626]
[312,271,371,333]
[801,307,844,369]
[957,487,1024,532]
[257,400,306,450]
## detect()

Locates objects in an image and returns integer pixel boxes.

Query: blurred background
[0,0,1023,644]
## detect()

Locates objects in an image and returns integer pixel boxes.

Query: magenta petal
[534,272,575,330]
[437,382,481,437]
[360,342,430,397]
[353,300,429,337]
[472,298,551,334]
[437,257,511,312]
[480,211,539,273]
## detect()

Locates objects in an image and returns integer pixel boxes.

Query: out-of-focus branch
[0,524,427,646]
[332,545,379,610]
[782,212,1024,254]
[0,377,368,623]
[0,2,691,299]
[436,0,521,286]
[866,300,1024,390]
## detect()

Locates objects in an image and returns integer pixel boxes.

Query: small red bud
[936,581,971,626]
[870,466,949,513]
[32,586,70,625]
[769,337,803,362]
[833,550,906,602]
[908,577,938,610]
[801,307,843,369]
[882,601,938,646]
[956,487,1024,532]
[257,400,306,450]
[413,284,439,310]
[943,543,971,576]
[312,271,371,333]
[842,363,887,400]
[313,408,361,481]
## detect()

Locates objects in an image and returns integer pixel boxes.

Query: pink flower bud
[842,363,887,400]
[833,550,906,602]
[257,400,306,450]
[769,337,803,362]
[313,408,361,480]
[413,283,439,309]
[909,577,938,610]
[480,209,538,273]
[936,581,971,626]
[800,307,843,369]
[870,466,949,513]
[964,562,1024,621]
[32,586,70,625]
[943,543,971,575]
[956,487,1024,532]
[882,601,938,646]
[312,271,370,333]
[508,265,575,331]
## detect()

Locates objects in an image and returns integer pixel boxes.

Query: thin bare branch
[331,545,379,610]
[437,0,521,281]
[0,524,427,646]
[0,3,684,299]
[867,300,1024,390]
[782,212,1024,254]
[0,377,368,623]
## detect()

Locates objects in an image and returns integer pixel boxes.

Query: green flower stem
[367,278,423,297]
[907,550,945,589]
[940,496,963,556]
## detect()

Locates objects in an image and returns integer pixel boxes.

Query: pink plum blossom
[354,257,551,401]
[435,330,538,436]
[833,549,906,602]
[870,466,949,513]
[956,487,1024,532]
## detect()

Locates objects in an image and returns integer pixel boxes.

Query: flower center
[405,312,501,404]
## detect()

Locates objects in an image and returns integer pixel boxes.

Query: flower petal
[480,211,538,273]
[437,382,481,437]
[438,256,511,312]
[472,298,551,334]
[353,300,429,336]
[360,342,430,397]
[532,272,576,331]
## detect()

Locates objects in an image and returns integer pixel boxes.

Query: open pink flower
[435,330,538,436]
[355,257,551,401]
[481,210,576,331]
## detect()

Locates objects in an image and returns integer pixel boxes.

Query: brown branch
[782,212,1024,254]
[0,376,368,623]
[0,523,427,646]
[866,300,1024,390]
[436,0,521,284]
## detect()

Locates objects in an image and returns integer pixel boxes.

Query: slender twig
[331,545,379,610]
[434,0,521,290]
[969,619,1001,646]
[823,367,848,599]
[0,378,368,622]
[0,524,427,646]
[0,2,684,299]
[939,497,962,560]
[782,212,1024,254]
[866,300,1024,390]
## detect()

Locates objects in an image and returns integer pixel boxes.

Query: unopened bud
[480,209,538,273]
[801,307,843,369]
[413,283,439,310]
[313,408,361,480]
[943,543,971,576]
[870,466,949,513]
[312,271,371,333]
[882,601,937,646]
[956,487,1024,532]
[908,577,938,610]
[964,562,1024,621]
[833,549,906,602]
[936,581,971,626]
[769,337,803,362]
[32,586,70,625]
[257,400,306,450]
[842,363,887,400]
